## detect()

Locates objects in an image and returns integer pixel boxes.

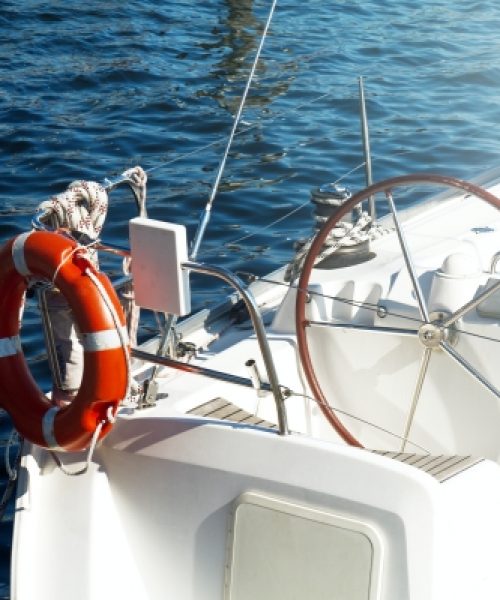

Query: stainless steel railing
[32,230,289,434]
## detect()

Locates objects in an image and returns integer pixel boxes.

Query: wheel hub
[418,323,445,348]
[417,312,457,349]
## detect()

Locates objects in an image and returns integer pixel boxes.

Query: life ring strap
[0,336,22,358]
[81,326,129,352]
[42,406,65,451]
[11,231,33,277]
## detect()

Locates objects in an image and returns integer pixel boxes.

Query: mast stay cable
[189,0,279,260]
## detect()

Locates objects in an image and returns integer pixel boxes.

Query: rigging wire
[19,29,488,220]
[238,272,423,326]
[189,0,278,260]
[145,90,337,183]
[141,43,499,190]
[144,42,498,171]
[144,0,281,366]
[202,160,369,253]
[286,390,430,454]
[237,272,500,347]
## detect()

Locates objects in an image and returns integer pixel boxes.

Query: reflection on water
[2,0,500,596]
[198,0,291,114]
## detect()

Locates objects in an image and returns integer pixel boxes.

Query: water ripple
[2,0,500,595]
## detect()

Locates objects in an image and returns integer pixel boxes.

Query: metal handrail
[36,284,64,390]
[131,349,273,395]
[181,260,288,435]
[33,232,289,435]
[89,243,288,432]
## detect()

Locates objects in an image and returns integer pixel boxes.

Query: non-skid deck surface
[372,451,482,483]
[188,400,482,482]
[188,397,277,429]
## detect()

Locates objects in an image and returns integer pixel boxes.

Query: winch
[309,182,373,269]
[285,181,376,281]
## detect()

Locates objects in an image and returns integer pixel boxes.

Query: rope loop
[50,243,97,286]
[38,180,109,264]
[5,430,20,482]
[122,165,148,217]
[285,209,392,282]
[50,401,118,477]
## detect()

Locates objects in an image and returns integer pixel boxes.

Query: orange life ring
[0,230,129,451]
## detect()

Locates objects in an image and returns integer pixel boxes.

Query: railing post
[182,260,289,435]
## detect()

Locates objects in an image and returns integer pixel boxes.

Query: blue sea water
[2,0,500,596]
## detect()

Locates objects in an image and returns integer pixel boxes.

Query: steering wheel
[295,174,500,448]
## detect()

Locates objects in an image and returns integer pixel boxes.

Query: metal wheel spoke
[401,347,432,451]
[386,190,430,323]
[296,173,500,448]
[307,321,418,337]
[443,278,500,327]
[441,341,500,401]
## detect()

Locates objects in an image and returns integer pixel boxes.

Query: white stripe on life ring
[12,231,33,277]
[42,406,65,451]
[81,326,129,352]
[0,336,22,358]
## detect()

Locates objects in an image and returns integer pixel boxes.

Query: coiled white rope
[38,180,109,264]
[285,210,391,282]
[122,166,148,218]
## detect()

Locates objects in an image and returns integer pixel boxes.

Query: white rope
[50,419,105,477]
[38,180,108,264]
[50,242,98,286]
[122,166,148,218]
[38,180,108,238]
[5,429,19,481]
[106,405,116,425]
[285,210,392,282]
[85,268,131,400]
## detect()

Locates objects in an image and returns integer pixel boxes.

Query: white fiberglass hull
[11,169,500,599]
